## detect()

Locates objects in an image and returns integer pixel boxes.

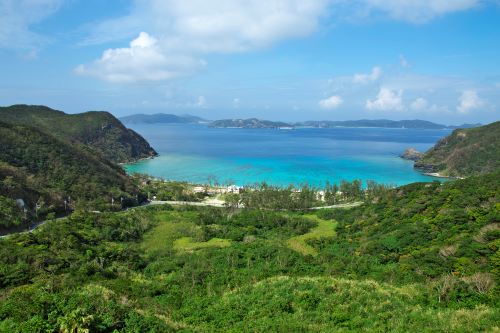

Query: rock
[400,148,424,161]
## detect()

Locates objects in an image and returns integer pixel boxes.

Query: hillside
[0,105,157,163]
[209,118,292,128]
[414,121,500,177]
[0,121,140,230]
[0,170,498,331]
[120,113,206,124]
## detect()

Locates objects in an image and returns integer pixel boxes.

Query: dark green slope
[0,121,139,229]
[0,105,157,163]
[415,121,500,177]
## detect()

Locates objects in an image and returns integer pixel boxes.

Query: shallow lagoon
[125,124,451,187]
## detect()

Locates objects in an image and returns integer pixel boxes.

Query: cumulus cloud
[0,0,64,50]
[353,67,382,84]
[457,90,483,114]
[78,0,330,82]
[75,32,205,83]
[366,88,403,111]
[363,0,480,23]
[319,95,343,109]
[410,97,428,111]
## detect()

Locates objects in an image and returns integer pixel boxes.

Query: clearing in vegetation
[173,237,231,252]
[287,215,337,256]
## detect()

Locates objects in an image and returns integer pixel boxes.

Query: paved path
[149,200,226,207]
[150,200,363,210]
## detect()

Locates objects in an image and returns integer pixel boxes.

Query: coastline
[423,172,464,180]
[119,154,157,166]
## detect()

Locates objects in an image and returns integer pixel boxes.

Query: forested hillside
[0,105,157,163]
[0,121,141,230]
[415,121,500,177]
[0,170,498,331]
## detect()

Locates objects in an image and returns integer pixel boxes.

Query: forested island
[0,105,498,332]
[208,118,480,129]
[209,118,293,129]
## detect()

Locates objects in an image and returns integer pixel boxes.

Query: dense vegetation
[0,121,141,230]
[0,170,497,331]
[415,121,500,177]
[0,105,157,163]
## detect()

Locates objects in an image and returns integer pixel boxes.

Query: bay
[124,124,451,187]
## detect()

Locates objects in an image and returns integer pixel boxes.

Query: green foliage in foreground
[0,171,498,332]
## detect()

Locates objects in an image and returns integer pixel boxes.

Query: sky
[0,0,499,124]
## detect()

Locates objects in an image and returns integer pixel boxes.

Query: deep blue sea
[124,124,451,187]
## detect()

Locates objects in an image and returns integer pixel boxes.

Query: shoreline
[119,154,157,166]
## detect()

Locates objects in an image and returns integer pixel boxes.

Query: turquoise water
[125,124,451,187]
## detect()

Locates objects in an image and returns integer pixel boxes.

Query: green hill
[0,170,498,331]
[415,121,500,177]
[0,121,140,230]
[0,105,157,163]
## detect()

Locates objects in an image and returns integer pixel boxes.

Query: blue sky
[0,0,499,124]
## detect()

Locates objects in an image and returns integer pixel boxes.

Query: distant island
[295,119,481,130]
[208,118,293,129]
[209,118,481,130]
[120,113,481,130]
[120,113,206,124]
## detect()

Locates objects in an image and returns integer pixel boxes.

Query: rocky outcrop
[400,148,423,161]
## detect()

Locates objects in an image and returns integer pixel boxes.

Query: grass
[173,237,231,252]
[142,210,231,254]
[287,215,337,256]
[200,276,499,332]
[141,211,200,254]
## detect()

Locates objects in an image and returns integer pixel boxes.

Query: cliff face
[414,121,500,177]
[0,105,157,163]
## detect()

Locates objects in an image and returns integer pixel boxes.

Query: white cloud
[353,66,382,84]
[319,95,343,109]
[366,88,403,111]
[457,90,483,114]
[0,0,64,50]
[233,98,240,108]
[75,32,205,83]
[78,0,330,82]
[363,0,480,23]
[196,95,207,108]
[410,97,428,111]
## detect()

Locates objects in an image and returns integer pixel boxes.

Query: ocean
[124,124,451,187]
